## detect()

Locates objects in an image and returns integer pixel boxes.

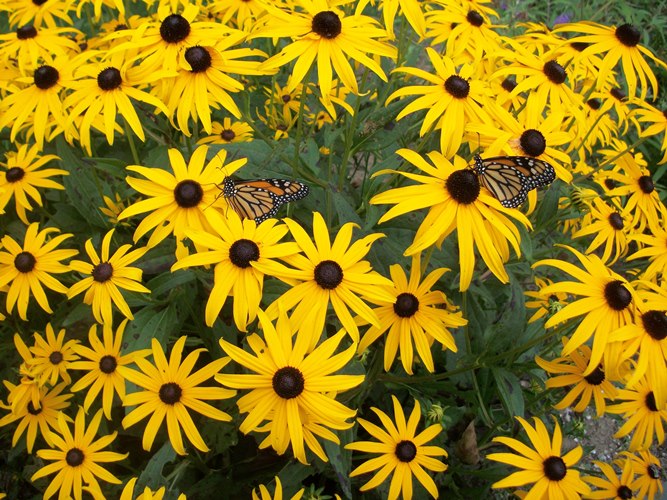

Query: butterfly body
[220,177,309,223]
[472,154,556,208]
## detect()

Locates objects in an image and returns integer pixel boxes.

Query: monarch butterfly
[218,177,309,223]
[472,154,556,208]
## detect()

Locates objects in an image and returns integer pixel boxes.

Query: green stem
[338,68,370,191]
[574,109,608,152]
[123,117,141,165]
[292,69,312,177]
[597,136,648,169]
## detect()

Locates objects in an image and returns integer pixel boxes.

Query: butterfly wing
[473,155,556,208]
[226,178,309,223]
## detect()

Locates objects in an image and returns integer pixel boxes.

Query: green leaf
[492,367,525,419]
[324,428,354,499]
[124,305,179,353]
[136,441,177,491]
[55,137,109,229]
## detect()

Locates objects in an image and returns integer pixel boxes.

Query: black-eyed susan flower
[345,396,448,499]
[75,0,125,19]
[252,0,397,99]
[621,450,664,500]
[31,408,127,500]
[25,324,78,387]
[357,253,466,374]
[161,41,269,136]
[525,277,568,324]
[99,193,129,226]
[0,381,72,453]
[572,198,630,265]
[122,336,234,455]
[584,459,635,500]
[635,101,667,164]
[264,80,311,124]
[534,245,636,377]
[171,210,299,331]
[0,143,68,225]
[120,477,187,500]
[0,56,77,149]
[252,476,304,500]
[628,224,667,282]
[196,118,254,145]
[207,0,267,31]
[118,145,246,257]
[115,2,240,76]
[426,2,503,62]
[553,21,667,99]
[359,0,427,38]
[371,149,530,291]
[255,211,394,346]
[69,319,152,420]
[5,0,74,28]
[63,52,170,155]
[67,229,149,325]
[493,44,585,125]
[535,338,618,417]
[0,223,76,321]
[3,362,41,414]
[387,49,491,158]
[607,375,667,451]
[0,24,80,73]
[487,416,591,498]
[216,310,364,464]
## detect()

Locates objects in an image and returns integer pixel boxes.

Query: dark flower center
[638,175,654,193]
[314,260,343,289]
[617,486,633,499]
[99,355,118,374]
[663,109,667,120]
[277,124,288,131]
[446,169,480,205]
[174,180,204,208]
[648,464,662,479]
[610,87,627,101]
[395,440,417,462]
[587,98,601,110]
[444,75,470,98]
[583,364,605,385]
[604,179,617,190]
[34,65,59,90]
[466,10,484,27]
[281,94,291,103]
[570,41,589,52]
[604,280,631,311]
[272,366,304,399]
[114,24,128,31]
[646,391,658,411]
[33,0,48,4]
[27,401,42,415]
[519,129,546,156]
[49,351,63,365]
[394,293,419,318]
[615,24,640,47]
[543,456,567,481]
[543,60,566,84]
[641,310,667,341]
[92,262,113,282]
[608,212,624,230]
[14,252,36,273]
[6,167,25,183]
[97,67,122,91]
[66,448,85,467]
[160,14,191,43]
[17,25,37,39]
[221,129,236,141]
[185,46,211,73]
[229,239,260,268]
[501,77,517,93]
[311,11,342,39]
[159,382,182,404]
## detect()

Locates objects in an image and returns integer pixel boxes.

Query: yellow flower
[26,324,79,387]
[196,118,254,145]
[122,336,235,455]
[31,408,127,500]
[371,149,530,291]
[0,223,76,320]
[68,229,150,325]
[346,396,448,499]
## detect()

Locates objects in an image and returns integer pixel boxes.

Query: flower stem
[123,117,140,165]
